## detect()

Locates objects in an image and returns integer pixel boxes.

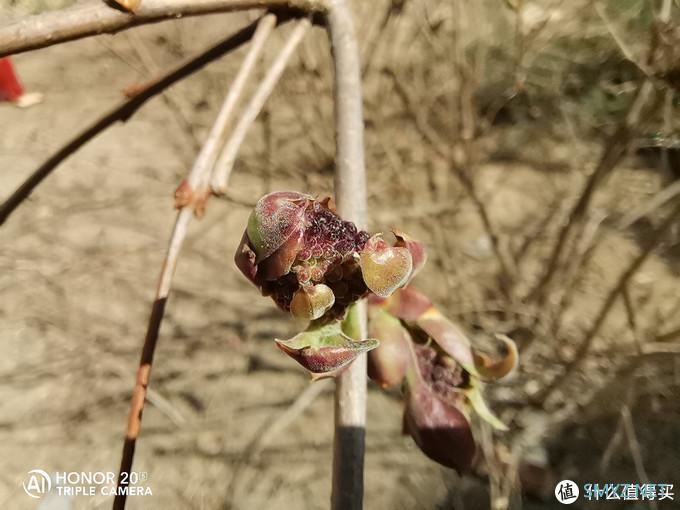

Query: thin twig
[599,410,626,473]
[145,387,188,427]
[536,199,680,404]
[257,380,330,451]
[545,211,606,341]
[621,405,657,510]
[621,283,644,355]
[654,326,680,343]
[384,68,513,292]
[526,126,637,304]
[0,0,323,58]
[125,30,203,155]
[618,179,680,229]
[526,0,673,303]
[112,15,279,510]
[211,18,312,192]
[0,16,284,227]
[549,178,680,340]
[326,1,368,508]
[595,2,650,76]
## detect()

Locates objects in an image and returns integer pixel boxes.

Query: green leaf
[275,320,378,374]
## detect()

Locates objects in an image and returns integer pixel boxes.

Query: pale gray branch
[326,1,368,509]
[211,18,311,192]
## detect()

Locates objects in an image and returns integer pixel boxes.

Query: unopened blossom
[235,191,420,373]
[235,191,420,321]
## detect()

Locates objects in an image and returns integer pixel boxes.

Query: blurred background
[1,0,679,508]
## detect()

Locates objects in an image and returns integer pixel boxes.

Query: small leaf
[403,374,475,472]
[257,229,304,281]
[379,286,432,321]
[246,191,310,262]
[392,229,427,285]
[290,283,336,321]
[380,288,519,380]
[359,234,413,298]
[367,307,411,388]
[473,334,518,381]
[234,233,258,284]
[416,307,478,376]
[275,321,378,374]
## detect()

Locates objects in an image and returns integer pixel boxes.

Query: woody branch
[0,0,323,58]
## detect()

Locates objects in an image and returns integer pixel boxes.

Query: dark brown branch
[0,0,323,58]
[654,325,680,343]
[0,16,291,227]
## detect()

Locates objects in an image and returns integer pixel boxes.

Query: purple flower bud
[236,192,426,322]
[367,286,517,471]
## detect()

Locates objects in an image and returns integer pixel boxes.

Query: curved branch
[0,0,323,58]
[112,14,284,510]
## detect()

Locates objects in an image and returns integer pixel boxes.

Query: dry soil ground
[1,3,679,510]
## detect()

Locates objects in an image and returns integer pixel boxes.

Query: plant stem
[112,15,281,509]
[0,0,324,58]
[326,1,368,508]
[211,18,311,193]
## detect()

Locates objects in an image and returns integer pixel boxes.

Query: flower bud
[403,386,475,472]
[236,192,424,322]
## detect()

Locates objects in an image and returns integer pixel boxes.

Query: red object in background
[0,58,25,102]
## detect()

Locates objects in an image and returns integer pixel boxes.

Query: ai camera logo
[23,469,52,499]
[555,480,580,504]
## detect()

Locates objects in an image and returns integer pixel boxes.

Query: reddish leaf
[367,307,411,388]
[473,334,518,381]
[393,229,427,285]
[246,191,310,262]
[275,322,378,374]
[404,375,475,472]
